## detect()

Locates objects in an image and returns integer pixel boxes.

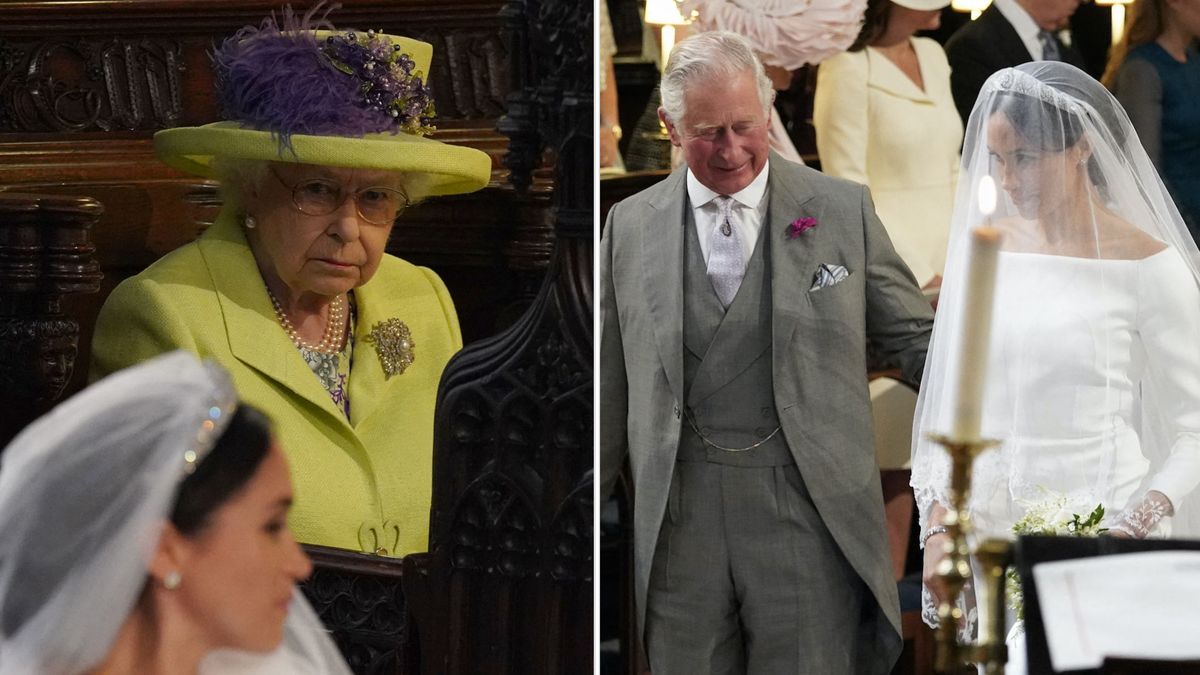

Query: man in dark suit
[599,30,933,674]
[946,0,1084,124]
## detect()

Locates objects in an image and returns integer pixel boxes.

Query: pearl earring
[163,570,182,590]
[244,214,257,229]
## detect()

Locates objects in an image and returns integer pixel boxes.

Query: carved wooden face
[0,324,78,402]
[35,334,76,400]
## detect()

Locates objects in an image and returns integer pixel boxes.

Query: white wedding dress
[912,61,1200,675]
[968,248,1200,541]
[970,248,1200,675]
[920,246,1200,673]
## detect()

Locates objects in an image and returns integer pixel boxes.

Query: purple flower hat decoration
[788,216,818,239]
[152,2,491,199]
[212,3,435,146]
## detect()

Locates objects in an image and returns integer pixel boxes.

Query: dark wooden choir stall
[0,1,592,673]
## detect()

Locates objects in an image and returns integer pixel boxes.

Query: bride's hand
[1111,490,1174,539]
[922,532,953,608]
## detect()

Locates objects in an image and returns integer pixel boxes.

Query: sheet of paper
[1032,551,1200,671]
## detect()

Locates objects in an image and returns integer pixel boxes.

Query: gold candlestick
[971,537,1014,673]
[927,433,1003,674]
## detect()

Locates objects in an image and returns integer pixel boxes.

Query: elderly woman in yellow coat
[91,8,490,557]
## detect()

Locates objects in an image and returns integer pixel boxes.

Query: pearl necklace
[267,289,347,354]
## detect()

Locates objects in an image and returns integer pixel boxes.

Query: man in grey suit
[599,31,934,674]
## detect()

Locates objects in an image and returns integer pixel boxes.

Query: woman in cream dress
[814,0,962,288]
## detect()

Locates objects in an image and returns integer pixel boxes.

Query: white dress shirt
[686,161,771,267]
[993,0,1048,61]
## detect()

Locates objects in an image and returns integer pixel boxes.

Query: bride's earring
[163,570,182,590]
[243,214,257,229]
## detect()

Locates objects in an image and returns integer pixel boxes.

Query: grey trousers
[644,460,874,675]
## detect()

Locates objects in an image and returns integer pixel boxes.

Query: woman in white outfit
[911,62,1200,673]
[0,352,351,674]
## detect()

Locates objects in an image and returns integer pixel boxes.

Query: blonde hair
[1101,0,1165,90]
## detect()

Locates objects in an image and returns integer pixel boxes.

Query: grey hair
[208,157,271,211]
[659,31,775,125]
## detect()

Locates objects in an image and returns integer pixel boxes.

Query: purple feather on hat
[213,2,434,155]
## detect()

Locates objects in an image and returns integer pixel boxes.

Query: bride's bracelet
[920,525,950,548]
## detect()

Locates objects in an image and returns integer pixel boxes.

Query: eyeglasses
[270,168,409,226]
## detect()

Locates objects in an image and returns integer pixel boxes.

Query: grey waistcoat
[678,206,792,467]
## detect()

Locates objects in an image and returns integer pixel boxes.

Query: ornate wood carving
[423,29,510,120]
[0,1,515,132]
[0,37,185,132]
[301,545,420,675]
[0,193,102,446]
[404,0,591,669]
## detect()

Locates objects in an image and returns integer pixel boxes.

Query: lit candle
[952,177,1003,441]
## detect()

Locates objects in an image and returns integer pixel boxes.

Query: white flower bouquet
[1007,494,1108,620]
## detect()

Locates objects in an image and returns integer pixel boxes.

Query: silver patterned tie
[707,195,744,308]
[1039,30,1061,61]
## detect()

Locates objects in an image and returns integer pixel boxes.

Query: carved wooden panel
[301,545,420,675]
[0,0,514,128]
[0,37,187,132]
[0,193,102,446]
[403,0,593,669]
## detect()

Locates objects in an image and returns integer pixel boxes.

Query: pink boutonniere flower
[788,216,817,239]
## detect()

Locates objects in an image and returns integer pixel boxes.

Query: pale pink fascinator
[681,0,868,70]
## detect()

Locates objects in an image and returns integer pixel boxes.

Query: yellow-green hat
[154,9,491,199]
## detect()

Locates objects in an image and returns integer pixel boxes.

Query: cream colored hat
[891,0,951,10]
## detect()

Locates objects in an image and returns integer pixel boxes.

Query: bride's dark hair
[994,92,1084,153]
[1,402,271,637]
[169,404,273,536]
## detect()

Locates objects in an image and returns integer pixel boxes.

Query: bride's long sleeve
[1137,248,1200,510]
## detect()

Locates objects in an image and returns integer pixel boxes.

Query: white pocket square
[810,263,850,291]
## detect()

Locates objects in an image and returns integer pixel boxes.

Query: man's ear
[148,521,192,586]
[658,107,683,148]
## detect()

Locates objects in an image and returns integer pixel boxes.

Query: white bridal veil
[0,352,350,674]
[910,62,1200,627]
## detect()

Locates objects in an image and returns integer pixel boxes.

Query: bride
[0,352,351,674]
[911,62,1200,671]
